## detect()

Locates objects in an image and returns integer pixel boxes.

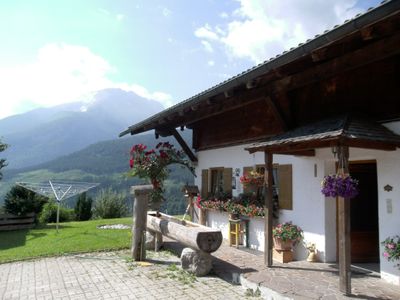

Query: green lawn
[0,218,132,263]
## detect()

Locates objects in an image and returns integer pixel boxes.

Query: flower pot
[229,213,240,220]
[273,237,294,251]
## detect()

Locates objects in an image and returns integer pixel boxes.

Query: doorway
[349,161,379,263]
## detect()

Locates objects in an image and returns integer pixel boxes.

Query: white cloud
[194,24,219,41]
[207,60,215,67]
[220,12,229,19]
[116,14,125,21]
[117,83,173,107]
[201,40,214,53]
[0,43,172,119]
[195,0,363,63]
[162,7,172,17]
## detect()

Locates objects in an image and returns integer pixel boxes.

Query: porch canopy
[245,114,400,295]
[245,114,400,154]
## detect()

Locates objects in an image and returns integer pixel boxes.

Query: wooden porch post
[264,151,274,267]
[337,145,351,295]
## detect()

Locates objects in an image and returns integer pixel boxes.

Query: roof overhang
[119,0,400,138]
[245,115,400,154]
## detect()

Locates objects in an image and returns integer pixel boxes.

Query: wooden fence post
[131,185,153,261]
[199,208,207,226]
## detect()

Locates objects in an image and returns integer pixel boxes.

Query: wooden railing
[0,213,35,231]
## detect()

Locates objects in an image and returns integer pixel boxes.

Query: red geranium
[128,142,195,207]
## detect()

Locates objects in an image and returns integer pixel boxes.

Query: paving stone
[163,239,400,300]
[0,250,245,300]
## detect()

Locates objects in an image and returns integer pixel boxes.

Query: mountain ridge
[1,88,164,169]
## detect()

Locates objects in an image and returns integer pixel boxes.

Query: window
[211,168,224,195]
[242,164,292,210]
[201,167,233,199]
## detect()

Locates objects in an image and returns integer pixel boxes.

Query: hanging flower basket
[321,174,359,199]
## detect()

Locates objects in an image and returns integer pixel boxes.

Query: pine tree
[0,139,7,180]
[74,192,93,221]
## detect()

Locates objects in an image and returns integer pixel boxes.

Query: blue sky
[0,0,381,119]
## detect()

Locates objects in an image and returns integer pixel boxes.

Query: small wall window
[211,168,224,195]
[242,164,292,210]
[201,167,233,199]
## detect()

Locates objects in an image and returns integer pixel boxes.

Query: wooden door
[349,161,379,263]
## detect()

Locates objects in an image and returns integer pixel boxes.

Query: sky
[0,0,381,120]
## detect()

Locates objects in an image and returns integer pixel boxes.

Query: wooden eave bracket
[155,128,198,163]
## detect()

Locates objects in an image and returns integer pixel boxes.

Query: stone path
[211,242,400,300]
[164,240,400,300]
[0,251,247,300]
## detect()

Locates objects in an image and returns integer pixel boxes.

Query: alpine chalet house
[120,0,400,291]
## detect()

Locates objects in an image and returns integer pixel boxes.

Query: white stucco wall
[194,121,400,285]
[206,209,266,251]
[195,145,329,261]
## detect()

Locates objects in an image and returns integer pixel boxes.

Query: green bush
[39,201,75,223]
[4,185,48,216]
[93,188,128,219]
[74,192,93,221]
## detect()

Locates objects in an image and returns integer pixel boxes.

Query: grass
[0,217,132,263]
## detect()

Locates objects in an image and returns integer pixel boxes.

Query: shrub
[382,235,400,270]
[93,188,128,219]
[39,201,75,224]
[4,185,48,216]
[74,192,93,221]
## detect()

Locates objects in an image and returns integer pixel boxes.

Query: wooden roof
[246,115,400,154]
[119,0,400,138]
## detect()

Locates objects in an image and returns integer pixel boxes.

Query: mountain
[0,131,195,214]
[0,88,163,169]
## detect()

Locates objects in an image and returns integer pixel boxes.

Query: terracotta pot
[273,237,294,250]
[229,213,240,220]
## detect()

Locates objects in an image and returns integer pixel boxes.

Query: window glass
[211,169,224,195]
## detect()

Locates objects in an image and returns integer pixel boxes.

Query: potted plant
[272,222,303,250]
[382,235,400,270]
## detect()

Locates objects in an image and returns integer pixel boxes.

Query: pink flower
[383,252,389,258]
[195,196,202,208]
[129,159,134,168]
[388,243,396,249]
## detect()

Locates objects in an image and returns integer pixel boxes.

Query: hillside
[0,131,195,215]
[1,88,163,169]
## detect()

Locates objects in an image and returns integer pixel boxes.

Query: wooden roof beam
[273,31,400,92]
[265,95,289,131]
[171,128,198,163]
[154,128,197,162]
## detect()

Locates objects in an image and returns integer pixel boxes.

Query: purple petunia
[321,174,359,199]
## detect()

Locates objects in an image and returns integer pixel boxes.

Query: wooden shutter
[201,169,209,199]
[223,168,233,196]
[242,166,253,194]
[278,164,293,210]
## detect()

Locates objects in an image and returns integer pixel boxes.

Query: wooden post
[131,185,153,261]
[189,195,194,221]
[199,208,207,225]
[155,232,163,251]
[264,151,274,267]
[337,145,351,295]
